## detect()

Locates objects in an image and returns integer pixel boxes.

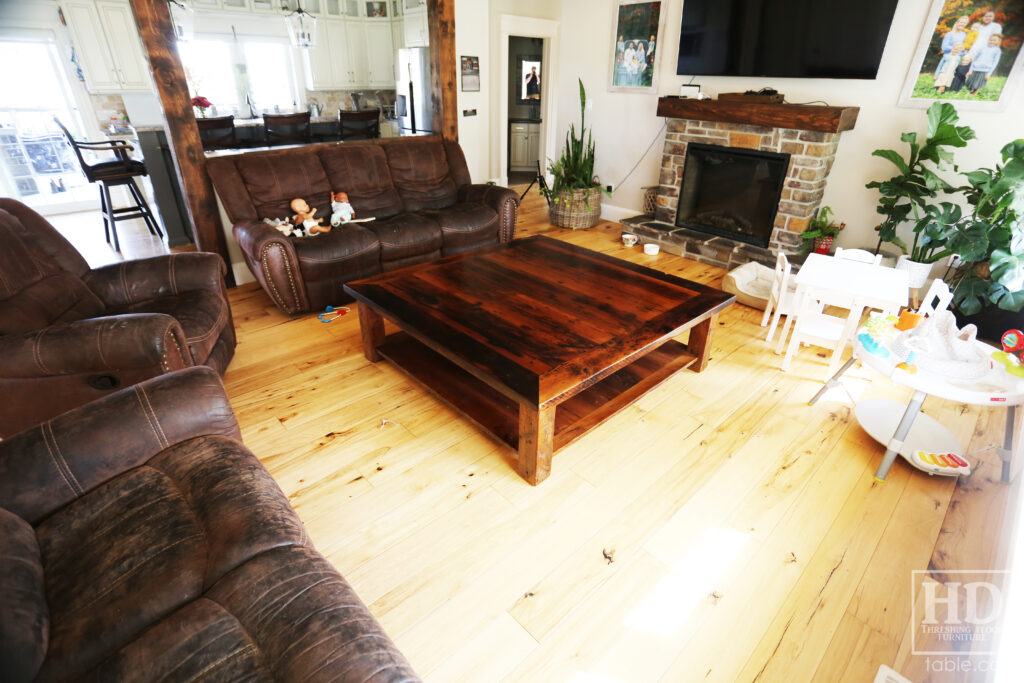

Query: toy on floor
[292,198,329,235]
[910,449,971,476]
[317,305,350,323]
[330,191,356,227]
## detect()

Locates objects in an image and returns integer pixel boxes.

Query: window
[243,42,294,113]
[179,34,298,117]
[179,39,238,113]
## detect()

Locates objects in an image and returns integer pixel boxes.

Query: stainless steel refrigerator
[395,47,434,135]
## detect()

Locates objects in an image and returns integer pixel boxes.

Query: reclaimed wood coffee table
[344,236,734,485]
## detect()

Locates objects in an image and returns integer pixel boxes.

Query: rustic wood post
[128,0,235,286]
[427,0,458,141]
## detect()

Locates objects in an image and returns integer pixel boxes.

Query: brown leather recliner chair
[0,198,236,437]
[0,367,420,682]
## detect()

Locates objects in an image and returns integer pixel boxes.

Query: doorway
[497,15,559,189]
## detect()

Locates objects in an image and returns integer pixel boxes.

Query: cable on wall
[612,121,667,191]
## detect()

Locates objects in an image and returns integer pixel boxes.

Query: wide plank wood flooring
[222,188,1021,682]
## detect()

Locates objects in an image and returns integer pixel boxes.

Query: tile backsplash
[89,93,127,130]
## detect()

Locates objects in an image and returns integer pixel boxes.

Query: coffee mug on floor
[622,233,638,247]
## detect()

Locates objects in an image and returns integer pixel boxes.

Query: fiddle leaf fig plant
[945,139,1024,315]
[866,102,975,263]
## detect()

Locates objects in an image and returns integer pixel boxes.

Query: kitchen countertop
[134,115,346,134]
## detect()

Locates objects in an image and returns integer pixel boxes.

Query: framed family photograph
[898,0,1024,111]
[609,1,665,92]
[460,55,480,92]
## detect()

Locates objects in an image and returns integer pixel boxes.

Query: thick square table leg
[687,313,718,372]
[357,303,385,362]
[518,402,555,485]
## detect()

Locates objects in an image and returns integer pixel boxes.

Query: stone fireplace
[621,97,859,269]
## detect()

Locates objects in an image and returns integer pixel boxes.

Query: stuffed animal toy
[291,198,329,235]
[263,216,306,238]
[330,191,355,227]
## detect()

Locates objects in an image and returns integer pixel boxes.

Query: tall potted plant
[866,102,975,287]
[543,79,608,230]
[944,139,1024,338]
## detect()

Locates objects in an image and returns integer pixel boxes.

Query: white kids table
[810,317,1024,482]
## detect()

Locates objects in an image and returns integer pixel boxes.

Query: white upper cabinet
[403,6,427,47]
[344,19,369,86]
[365,22,394,87]
[64,0,152,93]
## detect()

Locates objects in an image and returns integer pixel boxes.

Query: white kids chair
[761,253,797,344]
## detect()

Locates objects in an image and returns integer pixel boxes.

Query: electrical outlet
[605,184,614,193]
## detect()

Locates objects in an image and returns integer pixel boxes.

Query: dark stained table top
[345,236,734,404]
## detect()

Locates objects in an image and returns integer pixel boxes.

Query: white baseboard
[600,202,643,222]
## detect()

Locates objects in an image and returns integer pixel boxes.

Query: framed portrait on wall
[608,0,665,92]
[897,0,1024,111]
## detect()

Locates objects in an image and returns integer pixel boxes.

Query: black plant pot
[953,305,1024,345]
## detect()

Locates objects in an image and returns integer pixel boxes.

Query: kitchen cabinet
[344,20,369,86]
[403,6,428,47]
[509,122,541,172]
[305,16,393,89]
[303,18,350,89]
[365,22,395,86]
[64,0,151,93]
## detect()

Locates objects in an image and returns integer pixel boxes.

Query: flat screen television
[676,0,899,79]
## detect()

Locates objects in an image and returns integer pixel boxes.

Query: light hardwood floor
[222,188,1021,682]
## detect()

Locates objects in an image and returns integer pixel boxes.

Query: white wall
[553,0,1024,248]
[454,0,490,181]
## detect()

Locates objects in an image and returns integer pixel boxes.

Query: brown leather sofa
[207,136,519,315]
[0,198,235,437]
[0,367,419,682]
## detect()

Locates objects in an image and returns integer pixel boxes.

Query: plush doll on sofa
[291,198,329,235]
[330,191,355,227]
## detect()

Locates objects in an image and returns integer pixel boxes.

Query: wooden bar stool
[263,112,311,145]
[54,117,162,252]
[196,114,239,150]
[338,108,381,141]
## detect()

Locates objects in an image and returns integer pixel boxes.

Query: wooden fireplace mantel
[656,97,859,133]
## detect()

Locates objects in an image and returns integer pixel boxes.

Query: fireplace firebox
[675,143,789,248]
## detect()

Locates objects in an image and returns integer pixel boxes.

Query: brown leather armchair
[0,367,420,682]
[0,198,236,437]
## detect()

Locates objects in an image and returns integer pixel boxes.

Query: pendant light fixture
[168,0,195,43]
[285,1,317,49]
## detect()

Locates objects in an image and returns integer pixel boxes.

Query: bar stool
[263,112,311,145]
[196,114,239,150]
[338,109,381,140]
[54,117,162,252]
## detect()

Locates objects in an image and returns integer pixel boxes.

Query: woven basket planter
[549,187,603,230]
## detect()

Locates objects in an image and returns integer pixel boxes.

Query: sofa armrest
[0,314,192,379]
[233,221,309,315]
[0,367,240,524]
[84,252,227,308]
[459,184,520,242]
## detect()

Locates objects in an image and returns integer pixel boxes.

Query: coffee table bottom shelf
[377,331,698,483]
